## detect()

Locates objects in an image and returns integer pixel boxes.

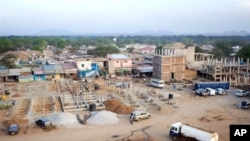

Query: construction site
[0,72,250,141]
[0,43,250,140]
[0,74,184,137]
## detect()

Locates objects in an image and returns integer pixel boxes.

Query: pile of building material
[47,112,81,127]
[104,99,133,114]
[87,110,119,125]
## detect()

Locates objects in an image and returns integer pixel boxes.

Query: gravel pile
[47,112,81,127]
[87,110,119,125]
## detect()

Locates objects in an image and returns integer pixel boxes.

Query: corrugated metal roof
[108,54,129,59]
[8,68,21,76]
[20,67,32,73]
[0,69,9,76]
[43,65,55,74]
[54,64,64,73]
[63,62,77,70]
[136,66,153,73]
[33,67,44,74]
[63,63,77,73]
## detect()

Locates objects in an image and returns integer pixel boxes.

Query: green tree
[32,38,47,52]
[213,41,234,57]
[57,39,68,48]
[127,47,134,53]
[237,44,250,62]
[212,48,224,59]
[181,37,194,45]
[195,46,203,53]
[89,46,120,57]
[0,54,17,68]
[0,38,14,53]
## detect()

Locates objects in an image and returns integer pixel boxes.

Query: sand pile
[104,99,133,114]
[87,110,119,125]
[12,94,21,97]
[47,112,81,127]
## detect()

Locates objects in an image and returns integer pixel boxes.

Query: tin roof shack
[107,54,132,75]
[8,69,21,82]
[62,62,78,79]
[132,65,153,76]
[19,67,34,82]
[43,65,55,81]
[0,69,9,82]
[54,64,64,80]
[33,67,45,81]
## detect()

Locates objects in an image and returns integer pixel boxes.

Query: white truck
[169,122,219,141]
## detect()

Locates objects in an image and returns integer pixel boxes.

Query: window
[116,61,119,63]
[124,60,127,63]
[81,64,84,67]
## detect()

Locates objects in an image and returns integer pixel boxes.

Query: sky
[1,0,250,35]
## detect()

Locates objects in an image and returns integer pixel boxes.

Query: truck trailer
[194,82,229,90]
[169,122,219,141]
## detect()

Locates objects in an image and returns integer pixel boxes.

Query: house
[33,67,45,81]
[8,68,21,82]
[62,62,78,79]
[140,46,155,54]
[54,64,64,79]
[19,67,34,82]
[75,59,99,78]
[200,44,214,52]
[43,49,54,60]
[107,54,132,75]
[43,65,55,81]
[0,69,8,82]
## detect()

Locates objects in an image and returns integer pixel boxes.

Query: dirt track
[0,80,250,141]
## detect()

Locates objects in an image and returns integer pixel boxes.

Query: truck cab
[169,122,182,138]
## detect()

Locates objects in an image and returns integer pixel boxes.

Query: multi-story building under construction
[153,43,197,81]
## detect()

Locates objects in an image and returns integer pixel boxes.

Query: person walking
[130,116,134,125]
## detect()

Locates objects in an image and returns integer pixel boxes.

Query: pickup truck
[35,118,52,129]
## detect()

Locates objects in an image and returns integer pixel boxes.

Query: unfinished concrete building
[153,43,197,81]
[198,57,250,86]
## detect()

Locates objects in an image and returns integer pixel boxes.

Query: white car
[235,90,250,97]
[215,88,226,95]
[130,111,151,121]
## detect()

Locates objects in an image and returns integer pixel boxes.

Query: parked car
[235,90,250,97]
[130,111,151,121]
[35,118,52,129]
[195,88,207,96]
[7,124,20,135]
[215,88,226,95]
[204,88,216,96]
[238,100,250,109]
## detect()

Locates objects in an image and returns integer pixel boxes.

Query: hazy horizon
[1,0,250,36]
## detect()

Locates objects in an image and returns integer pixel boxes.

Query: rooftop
[107,54,129,59]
